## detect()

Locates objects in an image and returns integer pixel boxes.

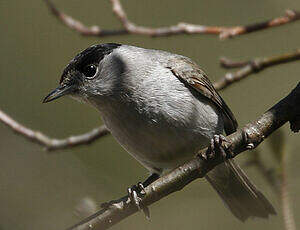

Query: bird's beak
[43,85,75,103]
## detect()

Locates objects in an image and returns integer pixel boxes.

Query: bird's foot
[100,182,150,219]
[100,173,159,219]
[127,182,150,219]
[201,134,233,160]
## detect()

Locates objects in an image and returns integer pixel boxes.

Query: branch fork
[43,0,300,39]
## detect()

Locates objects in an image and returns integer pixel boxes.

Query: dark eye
[82,64,98,79]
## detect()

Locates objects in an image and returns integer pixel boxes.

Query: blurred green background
[0,0,299,229]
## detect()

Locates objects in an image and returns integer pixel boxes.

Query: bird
[43,43,276,221]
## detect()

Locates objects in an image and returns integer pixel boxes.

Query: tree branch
[67,83,299,230]
[214,49,300,90]
[43,0,300,39]
[0,109,109,151]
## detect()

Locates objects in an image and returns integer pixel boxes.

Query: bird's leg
[127,173,160,219]
[101,173,159,218]
[201,134,233,160]
[142,173,160,187]
[128,173,160,197]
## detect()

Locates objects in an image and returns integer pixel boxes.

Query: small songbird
[43,43,276,221]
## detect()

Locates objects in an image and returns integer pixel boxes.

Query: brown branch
[220,57,251,69]
[0,109,109,151]
[43,0,300,39]
[214,49,300,90]
[67,83,299,230]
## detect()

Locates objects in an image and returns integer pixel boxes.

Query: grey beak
[43,85,75,103]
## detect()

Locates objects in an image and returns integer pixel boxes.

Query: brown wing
[167,56,238,134]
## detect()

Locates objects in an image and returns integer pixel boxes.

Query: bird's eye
[82,64,98,79]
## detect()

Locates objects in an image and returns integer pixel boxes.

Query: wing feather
[167,56,238,134]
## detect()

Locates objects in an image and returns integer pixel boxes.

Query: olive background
[0,0,299,229]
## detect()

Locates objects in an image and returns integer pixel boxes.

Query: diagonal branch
[67,83,300,230]
[214,49,300,90]
[43,0,300,39]
[0,109,109,151]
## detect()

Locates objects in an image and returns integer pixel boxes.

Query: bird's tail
[205,159,276,222]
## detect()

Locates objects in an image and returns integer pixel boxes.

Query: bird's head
[43,43,122,105]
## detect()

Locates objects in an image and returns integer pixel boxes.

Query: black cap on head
[43,43,121,103]
[60,43,121,85]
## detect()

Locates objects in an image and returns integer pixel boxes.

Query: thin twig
[220,57,251,69]
[43,0,300,39]
[0,109,109,151]
[67,82,300,230]
[214,49,300,90]
[245,132,297,230]
[280,151,296,230]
